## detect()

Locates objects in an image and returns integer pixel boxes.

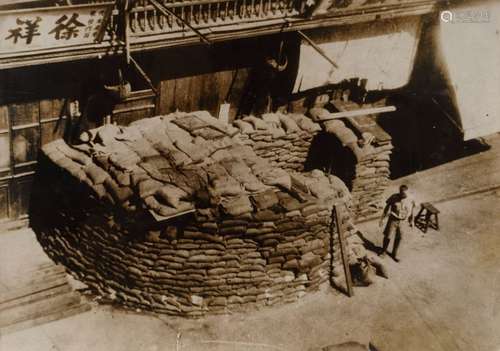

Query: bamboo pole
[319,105,396,121]
[149,0,212,45]
[297,30,339,69]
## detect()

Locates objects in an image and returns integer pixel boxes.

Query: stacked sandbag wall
[32,109,357,317]
[234,113,321,172]
[309,108,393,220]
[33,165,355,317]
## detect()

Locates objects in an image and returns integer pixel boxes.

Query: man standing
[378,184,415,262]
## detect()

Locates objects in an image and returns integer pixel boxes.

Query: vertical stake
[333,205,354,297]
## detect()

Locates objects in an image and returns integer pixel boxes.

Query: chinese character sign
[0,4,111,54]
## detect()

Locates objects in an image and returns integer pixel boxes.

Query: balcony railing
[0,0,439,68]
[109,0,301,39]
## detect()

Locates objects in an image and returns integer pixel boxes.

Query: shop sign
[0,3,112,54]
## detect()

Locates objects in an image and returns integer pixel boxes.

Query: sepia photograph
[0,0,498,350]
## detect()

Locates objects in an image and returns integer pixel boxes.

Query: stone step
[0,283,72,311]
[0,273,68,305]
[0,291,82,328]
[2,264,66,290]
[0,301,91,335]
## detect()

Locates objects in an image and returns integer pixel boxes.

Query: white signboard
[293,17,422,92]
[0,3,111,54]
[439,1,500,140]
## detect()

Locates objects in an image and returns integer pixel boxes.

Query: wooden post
[124,0,131,64]
[94,3,114,44]
[333,205,354,297]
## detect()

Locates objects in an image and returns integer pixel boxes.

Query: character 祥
[5,17,42,44]
[49,13,85,40]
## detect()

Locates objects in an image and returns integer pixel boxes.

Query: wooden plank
[334,205,354,297]
[215,70,232,105]
[8,104,25,127]
[199,72,218,114]
[0,105,9,130]
[39,99,53,121]
[51,98,65,119]
[0,183,9,220]
[158,79,177,114]
[181,76,195,112]
[188,75,202,112]
[0,133,10,170]
[210,71,227,115]
[197,73,209,112]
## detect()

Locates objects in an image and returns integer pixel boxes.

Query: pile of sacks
[350,134,392,220]
[35,111,355,316]
[234,113,321,172]
[42,111,324,220]
[310,108,393,220]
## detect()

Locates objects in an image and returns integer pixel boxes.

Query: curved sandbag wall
[309,108,393,220]
[31,111,356,317]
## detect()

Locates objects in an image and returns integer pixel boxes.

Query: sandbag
[221,195,254,216]
[243,116,268,130]
[138,179,164,198]
[84,163,109,185]
[156,184,189,208]
[233,120,254,134]
[278,114,300,133]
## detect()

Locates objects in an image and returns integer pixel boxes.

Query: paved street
[1,134,500,351]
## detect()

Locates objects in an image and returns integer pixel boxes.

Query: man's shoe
[392,255,400,263]
[378,250,386,257]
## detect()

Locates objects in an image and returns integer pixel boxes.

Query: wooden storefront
[0,0,439,226]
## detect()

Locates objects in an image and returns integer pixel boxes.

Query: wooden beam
[129,56,158,95]
[334,205,354,297]
[319,105,396,121]
[124,0,131,64]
